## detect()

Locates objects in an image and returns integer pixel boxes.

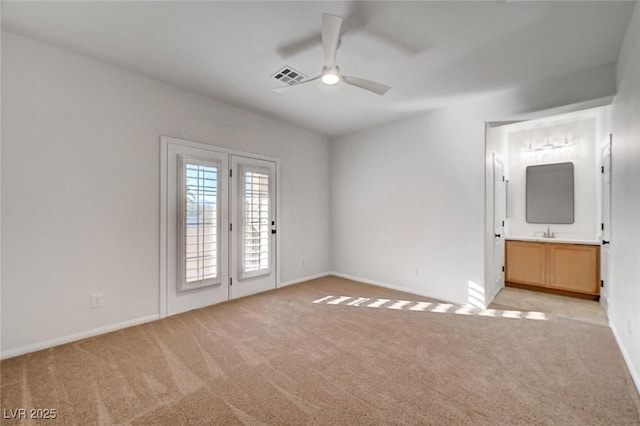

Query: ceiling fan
[274,13,391,96]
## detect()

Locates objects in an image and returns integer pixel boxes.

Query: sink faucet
[543,226,555,238]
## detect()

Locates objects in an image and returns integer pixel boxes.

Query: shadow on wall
[505,64,616,117]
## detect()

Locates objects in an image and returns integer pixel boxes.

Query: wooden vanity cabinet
[547,244,600,294]
[505,240,600,298]
[505,241,546,286]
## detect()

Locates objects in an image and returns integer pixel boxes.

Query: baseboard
[610,322,640,395]
[1,314,161,360]
[2,273,336,360]
[506,281,599,300]
[279,272,331,288]
[329,271,460,304]
[600,293,610,316]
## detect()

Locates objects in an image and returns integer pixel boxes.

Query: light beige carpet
[1,276,639,425]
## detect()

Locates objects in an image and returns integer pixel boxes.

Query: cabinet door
[548,244,599,295]
[505,241,546,286]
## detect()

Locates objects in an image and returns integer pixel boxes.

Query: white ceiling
[2,1,634,137]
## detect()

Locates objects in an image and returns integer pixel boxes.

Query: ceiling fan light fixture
[274,14,390,95]
[321,73,340,85]
[321,67,340,85]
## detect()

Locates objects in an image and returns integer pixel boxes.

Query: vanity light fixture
[526,134,574,152]
[540,138,555,150]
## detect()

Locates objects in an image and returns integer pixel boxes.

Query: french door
[161,138,277,316]
[230,156,277,299]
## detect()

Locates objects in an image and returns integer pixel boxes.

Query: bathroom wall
[505,107,609,241]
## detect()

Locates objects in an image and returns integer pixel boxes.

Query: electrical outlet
[91,293,103,309]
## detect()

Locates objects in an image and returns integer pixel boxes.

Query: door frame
[493,153,506,297]
[600,136,612,313]
[484,121,513,307]
[160,136,280,318]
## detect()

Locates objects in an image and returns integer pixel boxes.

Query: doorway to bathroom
[485,105,611,309]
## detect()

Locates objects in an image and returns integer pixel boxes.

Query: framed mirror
[526,162,574,224]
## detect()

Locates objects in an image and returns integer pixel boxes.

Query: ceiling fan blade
[322,13,343,69]
[277,32,321,57]
[342,75,391,96]
[273,75,321,93]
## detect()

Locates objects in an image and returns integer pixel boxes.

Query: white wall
[506,114,602,241]
[331,63,618,306]
[0,6,4,356]
[1,32,331,356]
[332,105,489,305]
[610,2,640,392]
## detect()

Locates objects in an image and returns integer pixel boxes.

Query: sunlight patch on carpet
[312,295,549,321]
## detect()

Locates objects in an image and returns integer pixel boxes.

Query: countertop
[506,236,601,246]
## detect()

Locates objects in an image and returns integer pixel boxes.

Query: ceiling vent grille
[272,66,307,85]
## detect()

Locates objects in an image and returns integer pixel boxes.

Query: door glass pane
[184,161,218,284]
[242,170,270,275]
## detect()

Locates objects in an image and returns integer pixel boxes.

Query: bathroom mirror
[526,162,574,224]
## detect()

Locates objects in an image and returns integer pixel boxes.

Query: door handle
[602,240,610,245]
[495,234,501,238]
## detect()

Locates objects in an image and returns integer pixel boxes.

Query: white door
[165,143,229,316]
[230,156,277,299]
[601,137,612,309]
[493,154,506,294]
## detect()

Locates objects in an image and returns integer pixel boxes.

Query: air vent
[272,66,307,86]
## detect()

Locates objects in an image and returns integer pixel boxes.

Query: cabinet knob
[495,234,501,238]
[602,240,610,245]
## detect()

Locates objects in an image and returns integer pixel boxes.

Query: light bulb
[321,72,340,85]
